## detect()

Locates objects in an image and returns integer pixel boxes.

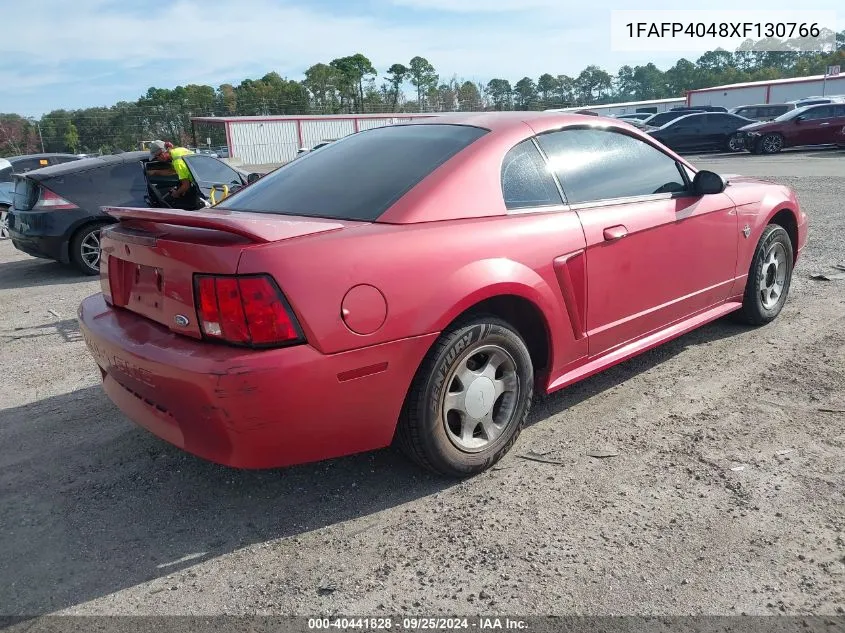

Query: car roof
[400,111,617,132]
[8,152,81,162]
[19,151,149,180]
[0,158,12,169]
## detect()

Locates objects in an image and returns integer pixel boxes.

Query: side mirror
[692,170,726,195]
[247,172,261,184]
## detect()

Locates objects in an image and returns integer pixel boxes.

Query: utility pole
[28,117,45,152]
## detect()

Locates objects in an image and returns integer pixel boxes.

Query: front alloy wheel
[760,133,784,154]
[396,316,534,477]
[737,224,794,325]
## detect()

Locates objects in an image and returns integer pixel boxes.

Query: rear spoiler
[102,206,345,243]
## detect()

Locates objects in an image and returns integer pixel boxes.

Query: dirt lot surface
[1,150,844,617]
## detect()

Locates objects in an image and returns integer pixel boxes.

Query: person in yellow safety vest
[148,140,195,202]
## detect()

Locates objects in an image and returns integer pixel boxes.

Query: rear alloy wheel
[736,224,794,325]
[0,206,9,240]
[70,222,109,275]
[725,133,744,153]
[760,133,784,154]
[396,316,534,477]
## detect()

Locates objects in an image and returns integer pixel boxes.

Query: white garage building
[686,74,845,109]
[191,113,438,165]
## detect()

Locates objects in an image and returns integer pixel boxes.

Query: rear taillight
[34,187,77,210]
[194,274,303,348]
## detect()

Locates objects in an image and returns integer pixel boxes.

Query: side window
[0,166,12,183]
[833,104,845,117]
[536,127,687,205]
[183,155,242,186]
[803,106,832,120]
[738,107,756,119]
[501,140,562,210]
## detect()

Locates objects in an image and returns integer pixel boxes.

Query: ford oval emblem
[174,315,190,327]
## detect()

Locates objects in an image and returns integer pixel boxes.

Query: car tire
[725,133,744,153]
[736,225,794,326]
[0,205,10,240]
[70,221,109,276]
[396,316,534,477]
[759,133,784,154]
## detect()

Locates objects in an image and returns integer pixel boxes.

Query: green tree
[457,81,482,110]
[385,63,409,112]
[408,56,438,110]
[576,65,612,103]
[513,77,537,110]
[303,64,339,113]
[553,75,575,107]
[631,63,667,99]
[615,65,636,100]
[217,83,238,114]
[329,54,376,113]
[64,122,80,153]
[537,73,558,107]
[485,79,512,110]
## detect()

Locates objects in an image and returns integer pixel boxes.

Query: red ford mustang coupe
[79,113,808,477]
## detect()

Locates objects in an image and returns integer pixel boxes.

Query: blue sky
[2,0,842,117]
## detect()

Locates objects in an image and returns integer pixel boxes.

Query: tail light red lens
[194,274,303,348]
[33,187,77,210]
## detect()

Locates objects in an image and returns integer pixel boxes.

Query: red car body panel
[79,113,808,469]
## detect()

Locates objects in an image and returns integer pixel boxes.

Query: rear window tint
[0,166,12,183]
[221,124,488,221]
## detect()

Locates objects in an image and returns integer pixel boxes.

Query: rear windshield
[220,124,488,221]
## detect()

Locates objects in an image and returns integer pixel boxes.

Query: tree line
[1,34,843,157]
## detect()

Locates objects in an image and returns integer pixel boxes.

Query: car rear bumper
[8,207,97,263]
[10,233,66,261]
[78,293,437,469]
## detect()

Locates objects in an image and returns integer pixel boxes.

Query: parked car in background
[787,96,845,108]
[729,103,795,121]
[78,113,806,476]
[614,113,652,128]
[295,140,336,157]
[195,148,219,158]
[641,110,702,129]
[739,103,845,154]
[615,113,652,121]
[215,146,230,158]
[647,112,754,153]
[1,153,84,238]
[671,106,729,113]
[8,151,260,274]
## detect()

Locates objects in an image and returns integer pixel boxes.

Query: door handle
[603,225,628,241]
[819,122,830,126]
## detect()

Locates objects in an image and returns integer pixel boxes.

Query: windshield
[220,124,488,222]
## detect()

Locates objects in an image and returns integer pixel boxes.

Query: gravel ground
[1,150,844,617]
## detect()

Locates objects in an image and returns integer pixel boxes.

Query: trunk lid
[100,207,347,338]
